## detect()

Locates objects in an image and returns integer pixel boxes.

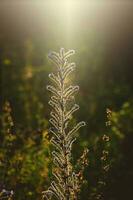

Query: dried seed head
[102,134,110,142]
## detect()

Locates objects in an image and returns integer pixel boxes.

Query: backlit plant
[43,48,87,200]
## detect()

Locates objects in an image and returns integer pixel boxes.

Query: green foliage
[0,102,50,200]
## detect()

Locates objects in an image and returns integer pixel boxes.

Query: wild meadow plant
[89,108,112,200]
[0,102,14,200]
[43,48,88,200]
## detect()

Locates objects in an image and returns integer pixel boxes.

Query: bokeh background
[0,0,133,199]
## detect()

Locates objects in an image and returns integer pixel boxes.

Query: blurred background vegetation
[0,1,133,199]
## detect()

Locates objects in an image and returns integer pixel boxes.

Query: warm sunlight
[0,1,133,200]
